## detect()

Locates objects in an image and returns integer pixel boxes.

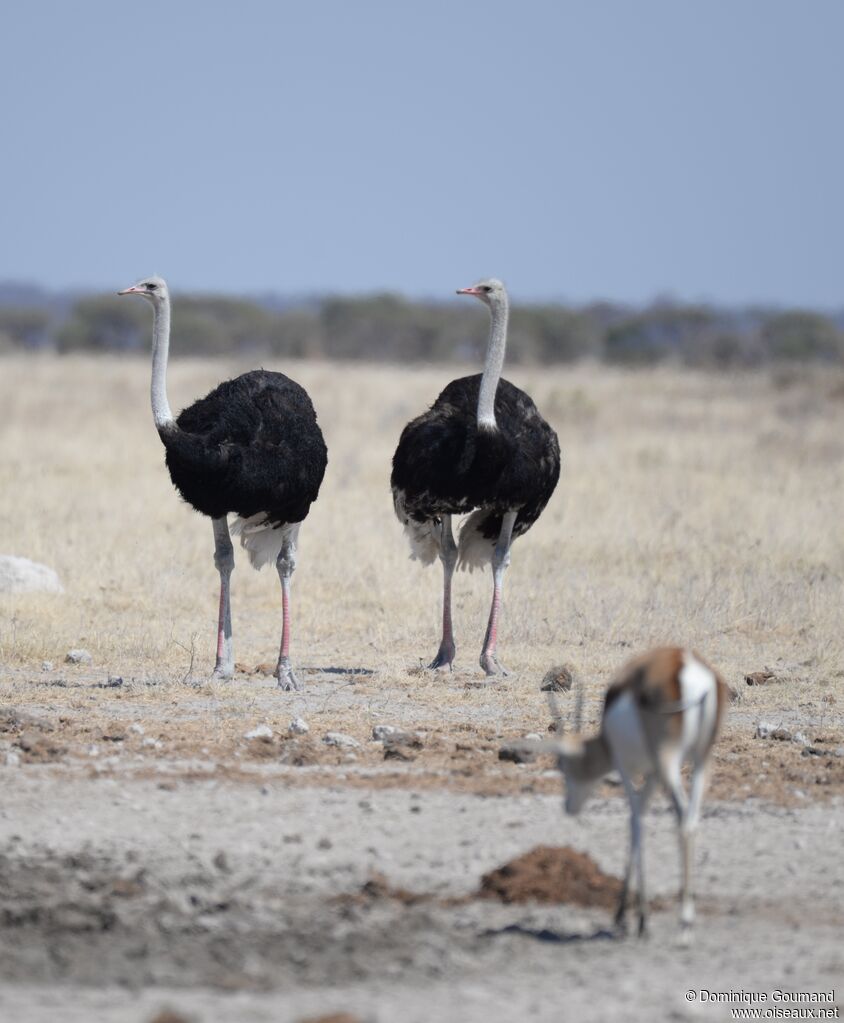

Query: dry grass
[0,354,842,779]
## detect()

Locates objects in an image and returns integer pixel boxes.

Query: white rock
[323,732,360,749]
[128,723,145,735]
[41,661,53,672]
[244,724,273,740]
[523,732,543,742]
[5,751,21,767]
[288,717,309,736]
[372,724,398,741]
[65,649,93,665]
[0,556,63,595]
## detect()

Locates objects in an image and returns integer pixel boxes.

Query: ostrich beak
[117,285,143,296]
[456,286,482,296]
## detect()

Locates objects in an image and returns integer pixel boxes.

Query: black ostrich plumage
[159,369,327,525]
[391,374,560,541]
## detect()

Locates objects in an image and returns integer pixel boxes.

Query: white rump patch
[456,510,496,572]
[231,514,299,570]
[679,652,718,760]
[392,490,440,565]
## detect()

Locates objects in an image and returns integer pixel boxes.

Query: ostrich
[118,276,327,690]
[391,278,560,676]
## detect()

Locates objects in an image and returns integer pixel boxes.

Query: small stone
[498,742,537,765]
[745,670,777,686]
[244,724,273,740]
[541,664,575,692]
[384,745,415,761]
[523,732,543,742]
[0,556,63,595]
[5,751,21,767]
[317,837,333,850]
[142,737,163,749]
[323,732,360,749]
[756,721,792,741]
[791,732,809,746]
[372,724,398,741]
[288,717,309,736]
[212,850,231,873]
[87,744,100,757]
[41,661,53,672]
[65,649,93,665]
[128,723,145,735]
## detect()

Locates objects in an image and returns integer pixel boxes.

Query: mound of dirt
[478,845,622,910]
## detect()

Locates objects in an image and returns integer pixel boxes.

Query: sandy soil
[0,669,842,1023]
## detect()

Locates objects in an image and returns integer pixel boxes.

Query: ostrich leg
[479,510,518,676]
[211,517,235,680]
[429,514,457,670]
[275,525,302,691]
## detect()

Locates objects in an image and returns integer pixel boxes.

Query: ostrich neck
[476,298,509,429]
[150,299,175,430]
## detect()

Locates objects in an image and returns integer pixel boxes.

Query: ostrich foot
[428,640,456,671]
[211,664,234,681]
[480,651,508,677]
[275,658,303,692]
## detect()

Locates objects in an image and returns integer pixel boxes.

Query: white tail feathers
[393,490,440,565]
[457,510,497,572]
[231,514,299,570]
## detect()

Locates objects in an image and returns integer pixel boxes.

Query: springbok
[542,647,727,937]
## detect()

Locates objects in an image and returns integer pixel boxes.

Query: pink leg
[275,528,302,691]
[211,518,234,680]
[479,511,517,677]
[429,514,457,670]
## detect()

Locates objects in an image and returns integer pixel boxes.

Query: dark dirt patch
[478,846,623,910]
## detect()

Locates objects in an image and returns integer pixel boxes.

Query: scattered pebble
[523,732,542,741]
[41,661,53,672]
[244,724,274,740]
[212,850,231,873]
[65,649,93,665]
[541,664,574,692]
[756,722,792,741]
[372,724,398,741]
[288,717,309,736]
[129,723,145,735]
[0,555,63,594]
[317,837,333,850]
[745,670,777,686]
[323,732,360,749]
[97,676,123,689]
[5,751,21,767]
[499,742,537,765]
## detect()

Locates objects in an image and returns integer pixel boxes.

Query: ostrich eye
[147,283,157,291]
[482,285,492,293]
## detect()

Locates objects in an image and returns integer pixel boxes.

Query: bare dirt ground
[0,357,842,1022]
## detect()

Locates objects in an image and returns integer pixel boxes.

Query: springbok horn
[546,691,564,735]
[573,677,585,733]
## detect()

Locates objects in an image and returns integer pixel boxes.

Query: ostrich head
[117,275,169,303]
[456,277,507,307]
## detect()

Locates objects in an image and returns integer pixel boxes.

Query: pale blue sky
[2,1,842,305]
